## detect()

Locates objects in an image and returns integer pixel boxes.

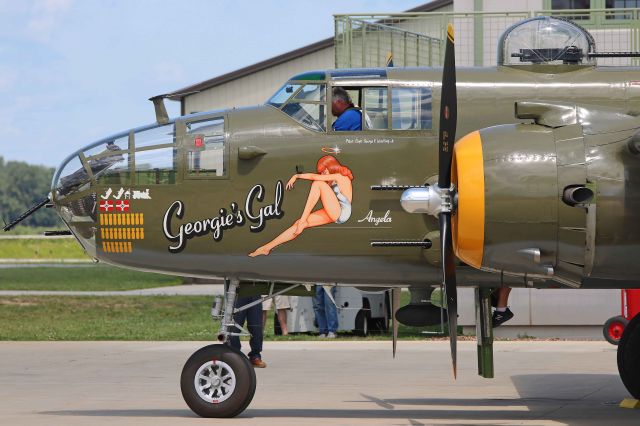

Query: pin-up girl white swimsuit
[332,184,352,224]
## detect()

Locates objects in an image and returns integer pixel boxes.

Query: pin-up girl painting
[249,155,353,257]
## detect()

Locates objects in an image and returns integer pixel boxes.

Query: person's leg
[295,181,341,235]
[325,286,339,334]
[314,286,328,335]
[277,309,289,335]
[496,287,511,310]
[229,297,249,351]
[492,287,514,327]
[245,297,263,360]
[275,295,290,336]
[249,210,333,256]
[261,296,271,332]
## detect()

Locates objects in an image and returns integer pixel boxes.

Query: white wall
[457,287,620,326]
[183,47,335,114]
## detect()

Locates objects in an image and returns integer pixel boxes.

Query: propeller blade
[438,23,457,190]
[440,212,458,378]
[391,288,401,358]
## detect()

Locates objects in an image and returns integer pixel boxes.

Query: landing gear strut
[180,279,257,418]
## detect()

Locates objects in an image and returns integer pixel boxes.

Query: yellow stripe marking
[452,130,484,268]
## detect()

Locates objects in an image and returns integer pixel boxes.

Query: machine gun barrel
[2,197,51,232]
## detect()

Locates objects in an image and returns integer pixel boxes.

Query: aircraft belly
[101,248,527,287]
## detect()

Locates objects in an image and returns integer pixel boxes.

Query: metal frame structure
[334,8,640,68]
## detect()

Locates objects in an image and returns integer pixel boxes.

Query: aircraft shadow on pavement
[38,409,195,418]
[38,374,627,421]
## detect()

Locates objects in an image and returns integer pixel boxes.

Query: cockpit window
[186,117,226,178]
[267,83,302,107]
[392,87,432,130]
[281,102,325,132]
[93,136,130,185]
[133,124,176,184]
[54,135,129,196]
[134,124,174,148]
[293,84,325,102]
[267,82,326,132]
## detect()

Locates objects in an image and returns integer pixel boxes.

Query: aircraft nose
[51,152,100,256]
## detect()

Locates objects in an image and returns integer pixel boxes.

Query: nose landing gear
[180,279,257,418]
[180,344,256,418]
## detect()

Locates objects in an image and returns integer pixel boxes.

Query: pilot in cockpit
[331,87,362,131]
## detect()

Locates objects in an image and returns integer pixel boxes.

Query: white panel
[183,47,334,114]
[484,0,543,12]
[454,0,475,13]
[530,289,619,325]
[457,287,620,327]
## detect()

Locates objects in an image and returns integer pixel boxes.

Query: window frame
[181,114,230,181]
[272,81,327,132]
[328,81,434,134]
[390,86,434,131]
[131,124,178,185]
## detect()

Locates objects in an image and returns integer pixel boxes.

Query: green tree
[0,156,62,228]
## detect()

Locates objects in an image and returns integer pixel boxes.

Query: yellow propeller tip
[447,23,454,42]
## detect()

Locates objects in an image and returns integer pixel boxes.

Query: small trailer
[274,287,389,336]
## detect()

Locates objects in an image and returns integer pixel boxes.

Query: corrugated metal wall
[183,47,334,114]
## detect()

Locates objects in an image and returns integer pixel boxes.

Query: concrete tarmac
[0,341,637,425]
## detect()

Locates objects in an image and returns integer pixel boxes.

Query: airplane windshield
[267,82,326,131]
[54,136,128,196]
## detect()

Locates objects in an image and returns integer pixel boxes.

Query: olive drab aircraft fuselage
[6,16,640,419]
[50,64,640,290]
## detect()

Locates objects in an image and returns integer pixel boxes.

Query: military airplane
[5,16,640,418]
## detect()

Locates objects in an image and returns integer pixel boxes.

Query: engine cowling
[452,102,640,287]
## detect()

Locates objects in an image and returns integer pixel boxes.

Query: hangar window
[186,117,226,178]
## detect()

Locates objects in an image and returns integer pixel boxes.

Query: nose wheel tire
[180,344,256,418]
[618,313,640,399]
[603,315,628,345]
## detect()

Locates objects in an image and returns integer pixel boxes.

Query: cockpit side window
[185,117,226,178]
[363,87,389,130]
[133,124,176,185]
[391,87,432,130]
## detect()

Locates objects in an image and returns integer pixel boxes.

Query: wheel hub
[194,360,237,403]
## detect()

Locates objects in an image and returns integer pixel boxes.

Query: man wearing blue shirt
[332,87,362,131]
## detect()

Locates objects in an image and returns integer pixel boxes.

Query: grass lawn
[0,296,215,340]
[0,237,88,259]
[0,265,183,291]
[0,295,442,341]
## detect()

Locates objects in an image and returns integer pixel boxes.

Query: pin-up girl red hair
[249,155,353,257]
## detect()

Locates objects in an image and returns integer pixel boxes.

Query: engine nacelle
[453,102,640,287]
